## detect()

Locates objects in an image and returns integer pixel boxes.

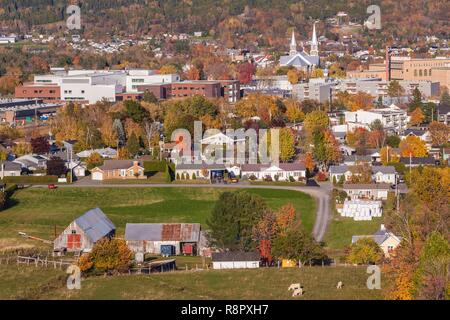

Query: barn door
[67,234,81,249]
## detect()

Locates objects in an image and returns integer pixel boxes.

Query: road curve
[41,183,331,242]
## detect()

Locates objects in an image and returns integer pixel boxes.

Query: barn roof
[212,251,260,262]
[75,208,116,243]
[125,223,201,242]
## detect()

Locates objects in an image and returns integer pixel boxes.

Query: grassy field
[323,200,382,251]
[0,187,315,251]
[0,264,384,300]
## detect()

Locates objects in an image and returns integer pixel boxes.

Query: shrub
[249,175,257,181]
[274,175,279,181]
[176,173,180,180]
[192,173,196,180]
[346,238,383,265]
[3,175,58,184]
[144,160,166,172]
[316,171,327,182]
[264,176,273,182]
[289,176,295,182]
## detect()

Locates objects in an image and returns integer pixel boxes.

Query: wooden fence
[0,255,74,269]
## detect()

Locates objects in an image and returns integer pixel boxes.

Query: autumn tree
[347,91,374,111]
[238,61,256,84]
[399,135,427,157]
[86,152,103,170]
[303,110,329,137]
[279,128,296,162]
[287,69,299,84]
[380,146,400,165]
[428,121,450,146]
[31,136,50,154]
[46,156,67,176]
[346,238,383,265]
[284,99,304,123]
[159,64,178,74]
[409,108,425,126]
[79,238,133,274]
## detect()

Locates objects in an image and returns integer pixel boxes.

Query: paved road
[39,181,332,242]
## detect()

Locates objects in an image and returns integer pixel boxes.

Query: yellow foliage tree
[399,135,427,157]
[409,108,425,126]
[380,146,400,165]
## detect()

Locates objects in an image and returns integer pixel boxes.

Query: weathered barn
[53,208,116,253]
[125,223,201,256]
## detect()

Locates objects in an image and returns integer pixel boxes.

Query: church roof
[280,52,319,67]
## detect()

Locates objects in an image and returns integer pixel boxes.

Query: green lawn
[0,187,315,251]
[0,264,384,300]
[324,200,382,251]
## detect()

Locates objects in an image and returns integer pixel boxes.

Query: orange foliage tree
[399,135,427,157]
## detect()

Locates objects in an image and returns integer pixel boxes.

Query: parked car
[48,184,57,189]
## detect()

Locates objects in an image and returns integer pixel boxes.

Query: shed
[211,251,260,269]
[125,223,201,255]
[53,208,116,253]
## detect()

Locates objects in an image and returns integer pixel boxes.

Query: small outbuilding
[53,208,116,253]
[211,251,260,270]
[125,223,201,256]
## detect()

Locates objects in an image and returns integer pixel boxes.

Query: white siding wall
[212,261,260,269]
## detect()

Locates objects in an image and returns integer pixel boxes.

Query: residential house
[437,104,450,125]
[400,157,437,167]
[91,160,145,181]
[0,161,22,178]
[175,163,227,180]
[329,165,397,184]
[53,208,116,253]
[401,128,431,143]
[211,251,260,270]
[77,147,117,159]
[13,154,47,171]
[343,183,391,200]
[352,224,402,258]
[342,154,372,166]
[125,223,201,256]
[241,163,306,181]
[443,148,450,163]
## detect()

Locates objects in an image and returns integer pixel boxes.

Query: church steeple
[289,30,297,56]
[310,22,319,56]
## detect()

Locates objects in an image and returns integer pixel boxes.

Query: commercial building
[0,98,63,125]
[126,70,180,92]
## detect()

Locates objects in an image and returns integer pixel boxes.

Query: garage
[92,171,103,180]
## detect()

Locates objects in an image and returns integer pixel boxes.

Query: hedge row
[2,175,58,184]
[144,160,167,173]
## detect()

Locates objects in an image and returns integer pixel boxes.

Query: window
[424,69,427,76]
[414,70,417,77]
[71,230,76,234]
[81,90,85,94]
[120,169,126,176]
[419,69,423,76]
[429,69,432,76]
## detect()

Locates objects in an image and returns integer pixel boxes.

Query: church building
[279,22,320,73]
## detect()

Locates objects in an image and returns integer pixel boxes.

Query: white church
[279,22,320,73]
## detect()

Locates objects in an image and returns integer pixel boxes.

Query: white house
[0,161,22,178]
[241,163,306,181]
[211,252,260,270]
[13,154,47,170]
[352,225,402,258]
[125,70,180,93]
[329,165,397,184]
[343,183,391,200]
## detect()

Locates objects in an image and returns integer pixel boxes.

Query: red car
[48,184,57,189]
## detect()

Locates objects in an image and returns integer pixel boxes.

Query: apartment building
[390,57,450,84]
[335,78,439,100]
[344,104,408,134]
[292,78,334,103]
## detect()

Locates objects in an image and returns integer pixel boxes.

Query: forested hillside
[0,0,448,47]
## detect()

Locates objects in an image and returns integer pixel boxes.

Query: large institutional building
[279,22,320,72]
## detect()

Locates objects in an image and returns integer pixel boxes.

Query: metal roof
[75,208,116,243]
[125,223,201,242]
[212,251,260,262]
